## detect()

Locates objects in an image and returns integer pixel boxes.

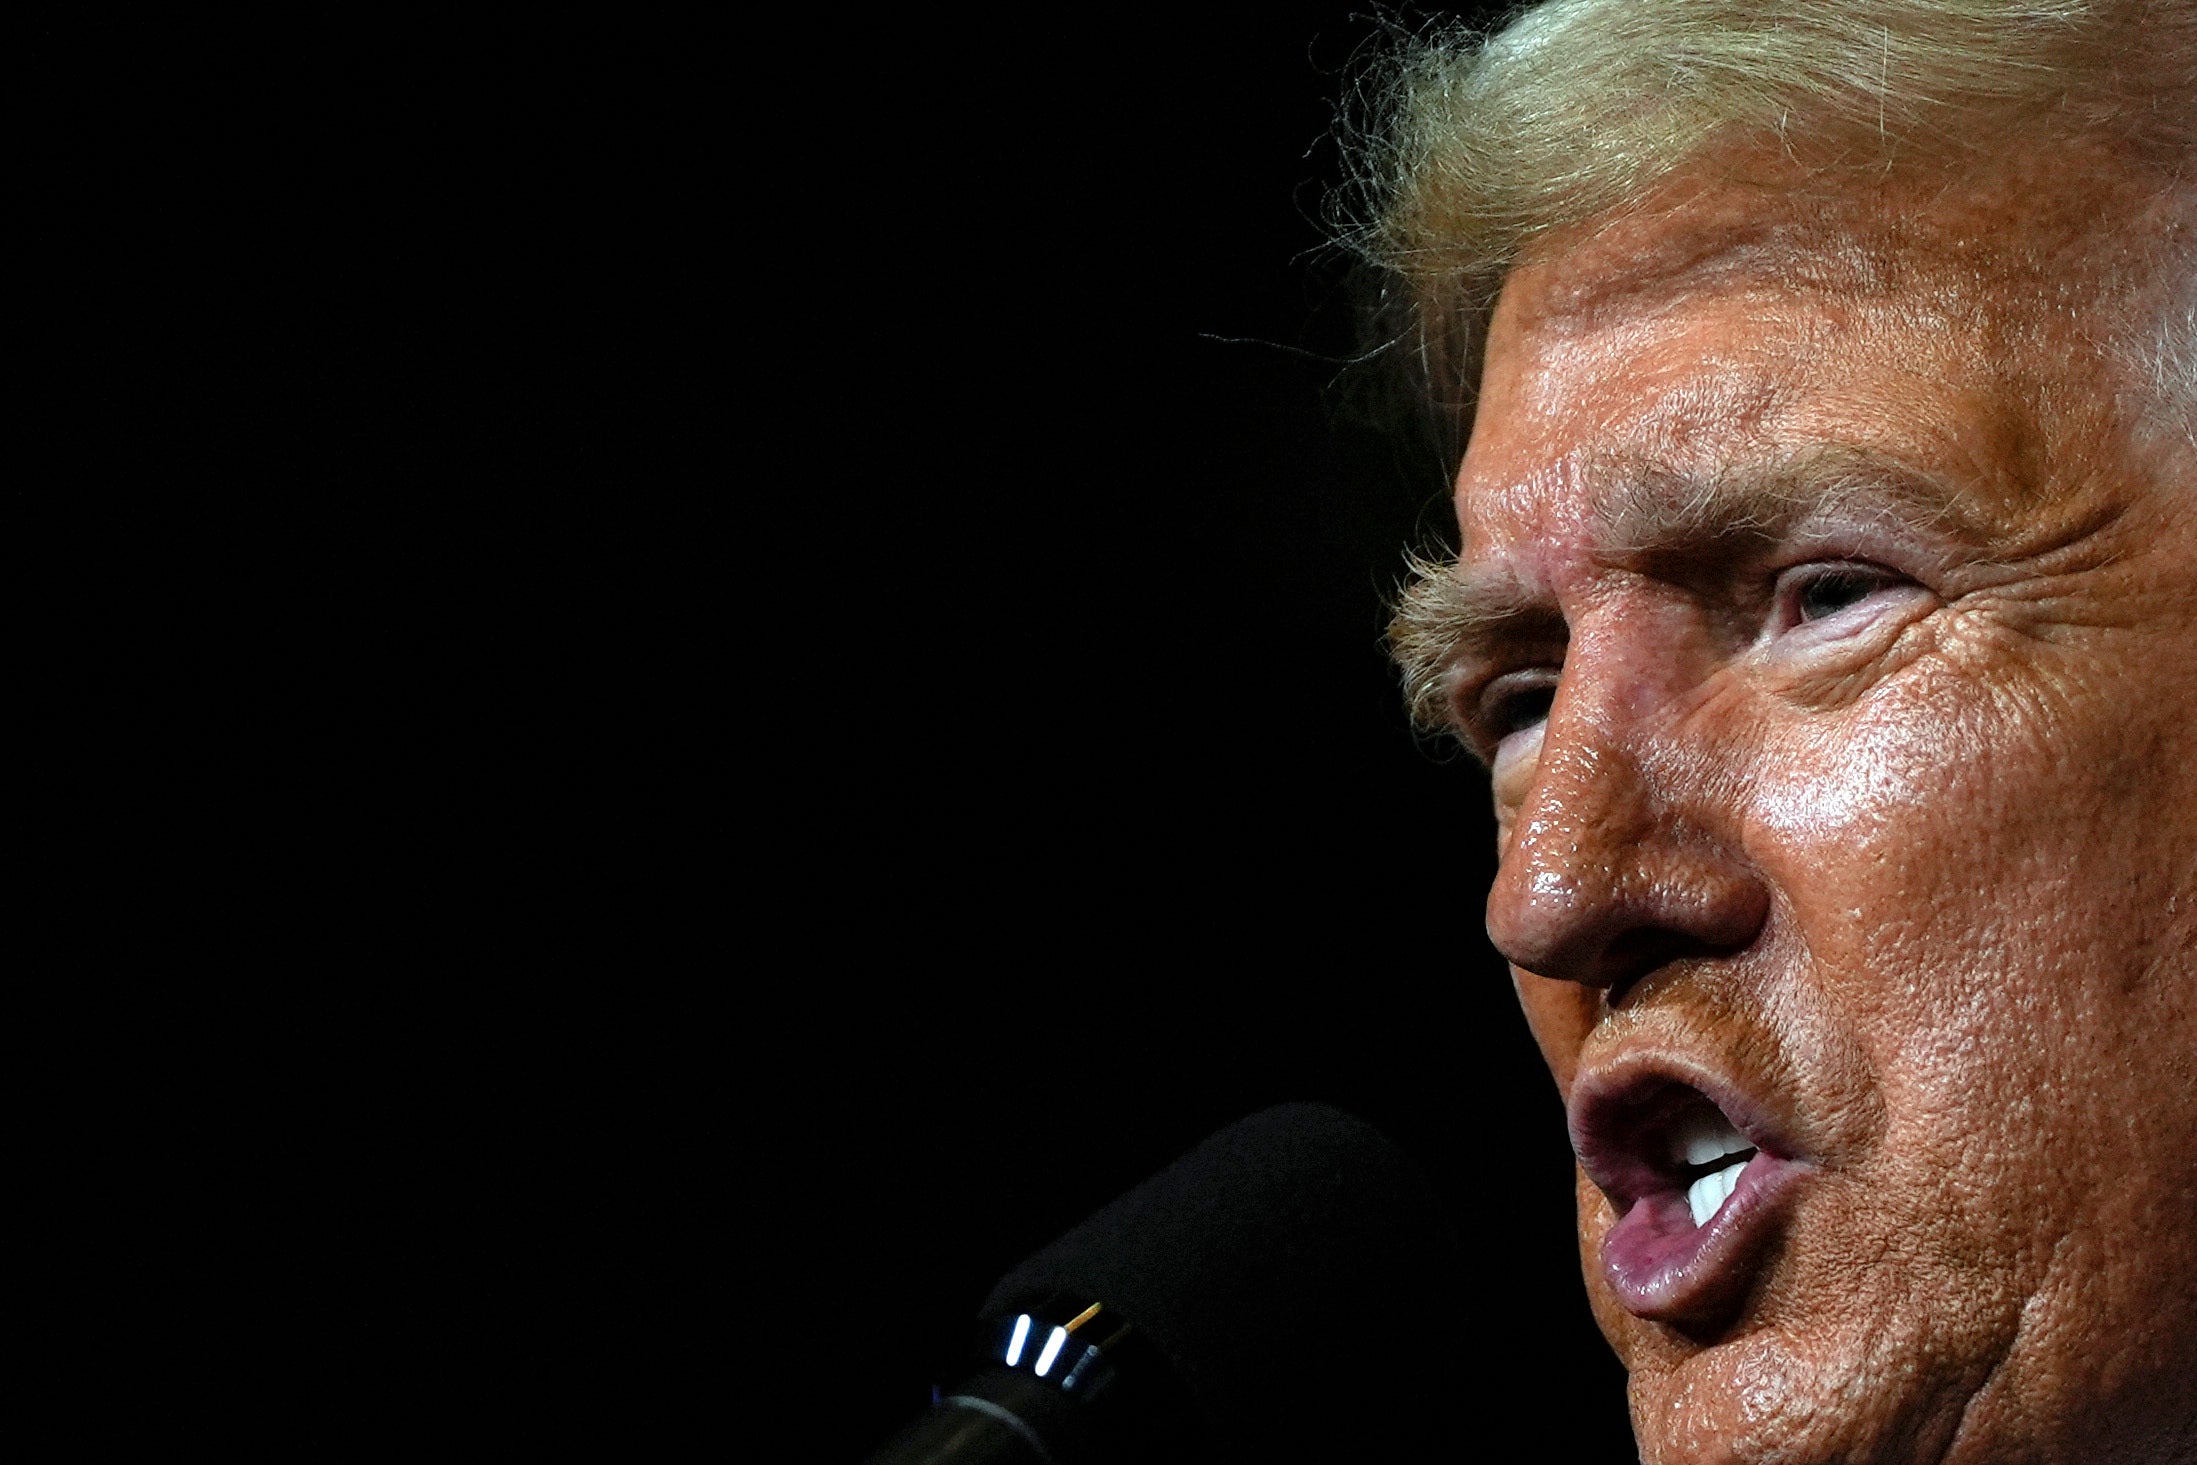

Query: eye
[1773,562,1906,633]
[1477,669,1559,741]
[1794,568,1882,621]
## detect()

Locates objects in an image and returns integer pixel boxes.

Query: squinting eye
[1497,683,1556,735]
[1479,671,1558,740]
[1788,565,1891,624]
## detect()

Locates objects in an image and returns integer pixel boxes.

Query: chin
[1570,1161,2018,1463]
[1616,1324,1980,1465]
[1592,1232,2197,1465]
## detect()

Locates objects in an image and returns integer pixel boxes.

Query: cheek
[1742,652,2197,1247]
[1744,667,2056,993]
[1744,644,2183,1003]
[1742,704,2044,1170]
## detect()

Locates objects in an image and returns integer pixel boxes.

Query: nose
[1485,659,1769,992]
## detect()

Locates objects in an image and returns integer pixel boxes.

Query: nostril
[1487,840,1769,991]
[1493,904,1718,994]
[1598,928,1712,1004]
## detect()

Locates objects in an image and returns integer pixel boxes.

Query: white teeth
[1685,1158,1749,1228]
[1670,1109,1751,1168]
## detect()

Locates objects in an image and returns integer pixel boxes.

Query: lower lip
[1599,1152,1807,1324]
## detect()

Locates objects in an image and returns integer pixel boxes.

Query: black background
[46,6,1634,1457]
[778,7,1631,1457]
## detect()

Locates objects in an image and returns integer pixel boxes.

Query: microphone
[868,1103,1463,1464]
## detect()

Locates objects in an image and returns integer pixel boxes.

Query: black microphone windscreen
[981,1103,1463,1462]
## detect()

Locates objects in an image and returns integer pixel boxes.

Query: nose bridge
[1503,645,1661,911]
[1486,613,1765,987]
[1560,599,1695,745]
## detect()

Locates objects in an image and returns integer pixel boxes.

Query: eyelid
[1788,555,1897,581]
[1781,558,1892,600]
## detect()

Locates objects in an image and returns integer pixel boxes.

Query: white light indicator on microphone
[1033,1325,1069,1377]
[1004,1313,1032,1368]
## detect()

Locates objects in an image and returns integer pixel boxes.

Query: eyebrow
[1591,448,1977,558]
[1388,447,1982,733]
[1391,552,1561,734]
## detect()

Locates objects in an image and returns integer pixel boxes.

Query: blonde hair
[1337,0,2197,436]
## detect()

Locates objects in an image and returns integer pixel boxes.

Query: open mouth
[1570,1072,1807,1326]
[1671,1106,1758,1227]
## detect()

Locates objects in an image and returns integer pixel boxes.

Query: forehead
[1454,156,2148,567]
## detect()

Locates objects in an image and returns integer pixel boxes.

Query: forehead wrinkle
[1522,211,1885,337]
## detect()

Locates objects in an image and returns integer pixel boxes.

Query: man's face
[1447,159,2197,1462]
